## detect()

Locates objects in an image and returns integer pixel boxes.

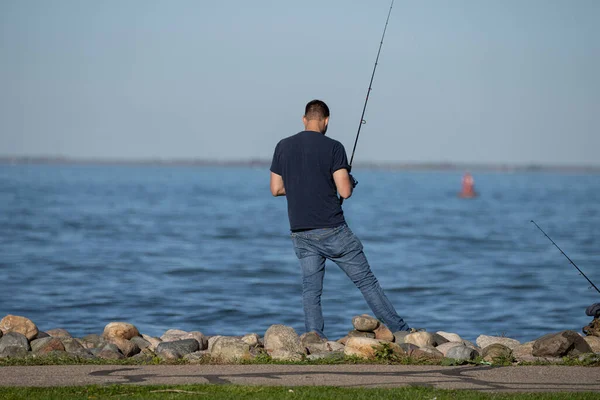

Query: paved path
[0,365,599,392]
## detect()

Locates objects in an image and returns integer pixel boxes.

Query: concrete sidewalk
[0,365,599,392]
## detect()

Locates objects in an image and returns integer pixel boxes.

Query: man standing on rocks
[270,99,410,338]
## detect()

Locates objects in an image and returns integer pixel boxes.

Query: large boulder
[0,346,30,358]
[352,315,379,332]
[210,337,252,362]
[404,331,435,348]
[476,335,520,350]
[344,337,404,359]
[0,332,31,352]
[31,337,65,354]
[532,330,593,357]
[103,322,140,340]
[482,344,512,363]
[264,325,305,360]
[0,315,38,341]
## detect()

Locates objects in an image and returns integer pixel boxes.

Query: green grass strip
[0,385,599,400]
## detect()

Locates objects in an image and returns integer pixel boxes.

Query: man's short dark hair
[305,100,330,121]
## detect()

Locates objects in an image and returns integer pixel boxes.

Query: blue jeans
[291,224,410,338]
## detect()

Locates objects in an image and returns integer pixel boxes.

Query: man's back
[270,130,349,231]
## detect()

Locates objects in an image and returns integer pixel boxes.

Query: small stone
[108,337,140,357]
[156,339,199,359]
[373,324,394,341]
[130,336,151,350]
[436,331,463,342]
[532,330,593,357]
[0,315,39,341]
[300,332,327,354]
[344,337,404,359]
[210,337,252,362]
[264,325,305,359]
[98,349,125,360]
[399,343,420,354]
[241,333,260,347]
[0,332,31,352]
[393,331,410,344]
[404,331,435,348]
[410,346,444,360]
[476,335,520,350]
[446,345,478,361]
[31,337,65,354]
[0,346,30,358]
[352,315,380,332]
[141,334,162,352]
[131,350,156,363]
[184,350,211,363]
[103,322,140,340]
[435,342,464,357]
[583,336,600,353]
[482,344,513,363]
[348,330,376,339]
[46,329,72,339]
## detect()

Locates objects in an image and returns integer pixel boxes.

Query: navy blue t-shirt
[270,130,350,231]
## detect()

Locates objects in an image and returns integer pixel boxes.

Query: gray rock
[141,334,162,352]
[207,336,224,352]
[36,331,50,339]
[0,346,30,358]
[264,325,305,360]
[101,343,121,354]
[436,331,463,343]
[532,330,593,357]
[130,336,152,350]
[476,335,520,350]
[0,332,31,352]
[435,342,464,357]
[160,330,207,350]
[348,330,376,339]
[446,345,478,361]
[210,337,252,362]
[352,315,380,332]
[300,332,327,354]
[399,343,420,354]
[156,339,199,359]
[393,331,410,344]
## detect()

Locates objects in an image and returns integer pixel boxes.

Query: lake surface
[1,164,598,343]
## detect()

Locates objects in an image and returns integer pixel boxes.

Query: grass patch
[0,384,599,400]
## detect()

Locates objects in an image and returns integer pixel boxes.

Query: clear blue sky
[1,0,598,165]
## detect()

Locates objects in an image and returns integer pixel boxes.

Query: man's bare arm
[270,172,286,196]
[333,168,353,199]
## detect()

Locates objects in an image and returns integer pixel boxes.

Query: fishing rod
[531,220,600,294]
[349,0,395,167]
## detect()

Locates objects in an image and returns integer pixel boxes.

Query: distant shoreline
[1,156,599,173]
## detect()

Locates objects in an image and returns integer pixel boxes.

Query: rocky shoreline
[0,314,599,365]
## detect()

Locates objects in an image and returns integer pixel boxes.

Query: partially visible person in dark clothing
[270,99,410,338]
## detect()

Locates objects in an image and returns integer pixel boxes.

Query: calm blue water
[1,164,598,343]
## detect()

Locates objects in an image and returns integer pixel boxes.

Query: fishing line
[349,0,395,168]
[531,220,600,294]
